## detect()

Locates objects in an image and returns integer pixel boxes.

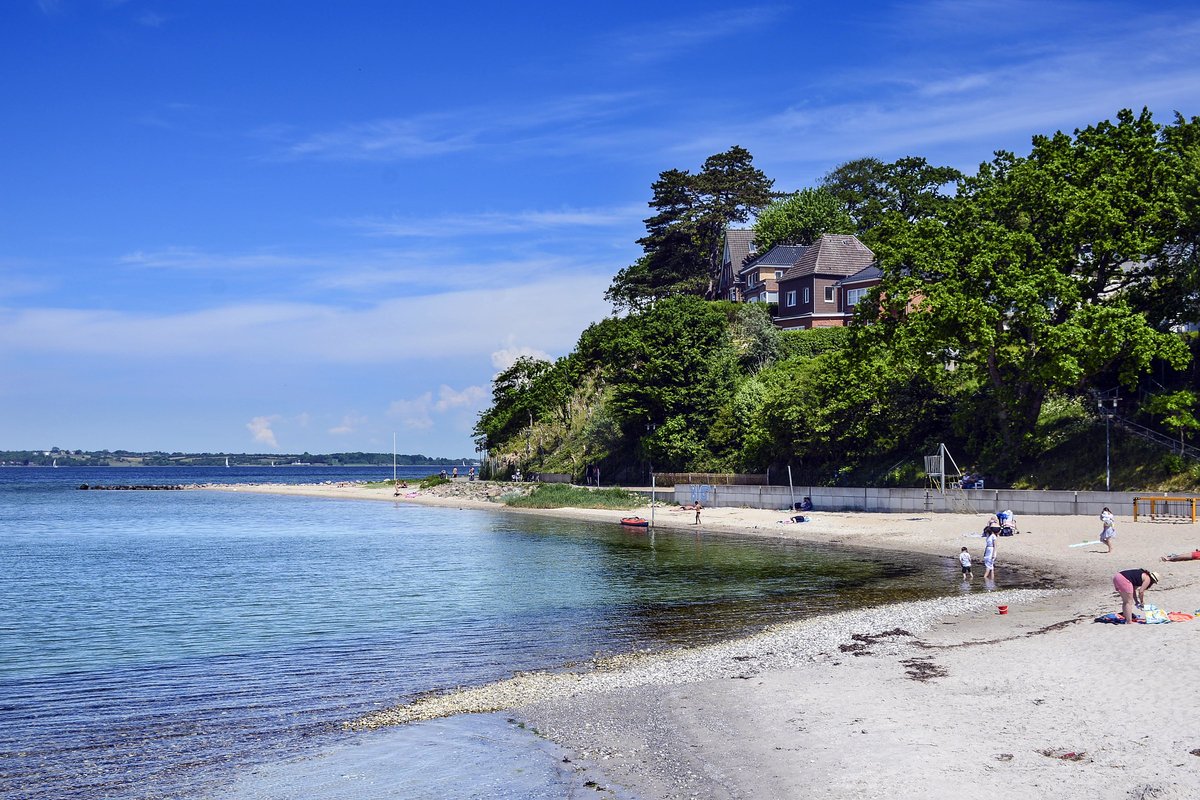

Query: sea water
[0,467,1032,799]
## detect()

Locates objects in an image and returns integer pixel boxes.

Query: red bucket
[998,605,1009,615]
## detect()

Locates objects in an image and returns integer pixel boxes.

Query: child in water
[959,546,973,579]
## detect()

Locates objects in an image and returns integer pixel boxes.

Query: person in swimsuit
[982,529,997,579]
[1161,550,1200,562]
[1112,568,1159,624]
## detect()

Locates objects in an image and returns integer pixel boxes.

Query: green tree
[605,297,740,470]
[821,156,961,241]
[867,109,1190,466]
[473,356,553,450]
[751,188,854,251]
[1127,113,1200,329]
[729,302,781,373]
[606,147,773,310]
[1144,390,1200,452]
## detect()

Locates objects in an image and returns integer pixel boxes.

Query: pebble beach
[208,480,1200,799]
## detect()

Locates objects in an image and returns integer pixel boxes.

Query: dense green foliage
[752,188,854,250]
[503,484,643,509]
[418,474,452,489]
[479,109,1200,489]
[820,156,962,243]
[605,146,774,310]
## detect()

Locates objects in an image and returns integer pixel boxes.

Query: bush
[419,474,451,489]
[778,327,850,359]
[504,484,643,509]
[1161,453,1188,475]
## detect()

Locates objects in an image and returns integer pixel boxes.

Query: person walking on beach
[694,502,702,525]
[959,547,973,580]
[982,528,997,580]
[1099,507,1116,553]
[1113,568,1159,624]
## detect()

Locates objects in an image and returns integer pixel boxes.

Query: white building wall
[672,484,1189,518]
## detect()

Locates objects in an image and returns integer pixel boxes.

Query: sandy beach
[206,481,1200,799]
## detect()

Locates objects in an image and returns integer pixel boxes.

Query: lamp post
[1098,392,1118,491]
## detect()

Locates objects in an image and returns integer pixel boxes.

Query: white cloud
[328,413,367,435]
[605,6,784,64]
[491,344,553,371]
[387,384,489,430]
[269,93,646,163]
[674,14,1200,180]
[344,204,644,239]
[119,247,326,271]
[246,416,280,448]
[284,117,475,161]
[435,384,487,412]
[387,393,435,430]
[0,273,611,366]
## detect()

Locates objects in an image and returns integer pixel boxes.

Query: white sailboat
[225,457,230,468]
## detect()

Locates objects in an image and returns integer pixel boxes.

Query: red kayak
[620,517,650,528]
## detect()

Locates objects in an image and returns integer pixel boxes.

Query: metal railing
[652,472,768,487]
[1110,414,1200,462]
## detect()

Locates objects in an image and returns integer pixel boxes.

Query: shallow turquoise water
[0,467,1031,799]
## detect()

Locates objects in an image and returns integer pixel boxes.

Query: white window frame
[785,290,797,307]
[803,287,810,304]
[824,285,835,303]
[775,270,784,279]
[846,287,868,306]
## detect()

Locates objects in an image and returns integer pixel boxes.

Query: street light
[1097,392,1119,491]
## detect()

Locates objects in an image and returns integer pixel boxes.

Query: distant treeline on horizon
[0,449,475,467]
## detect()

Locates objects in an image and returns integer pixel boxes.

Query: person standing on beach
[1100,507,1116,553]
[694,502,702,525]
[1113,568,1159,624]
[982,528,997,580]
[959,546,973,580]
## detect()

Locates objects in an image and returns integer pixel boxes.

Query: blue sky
[3,0,1199,458]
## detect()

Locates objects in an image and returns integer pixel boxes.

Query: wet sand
[204,481,1200,799]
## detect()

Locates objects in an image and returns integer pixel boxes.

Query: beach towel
[1098,609,1193,624]
[1134,604,1170,624]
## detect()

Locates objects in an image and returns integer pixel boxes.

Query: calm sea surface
[0,466,1030,799]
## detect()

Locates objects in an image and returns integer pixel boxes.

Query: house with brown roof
[774,234,877,329]
[738,244,808,305]
[716,228,756,301]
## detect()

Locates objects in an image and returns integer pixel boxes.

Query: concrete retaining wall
[672,483,1197,518]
